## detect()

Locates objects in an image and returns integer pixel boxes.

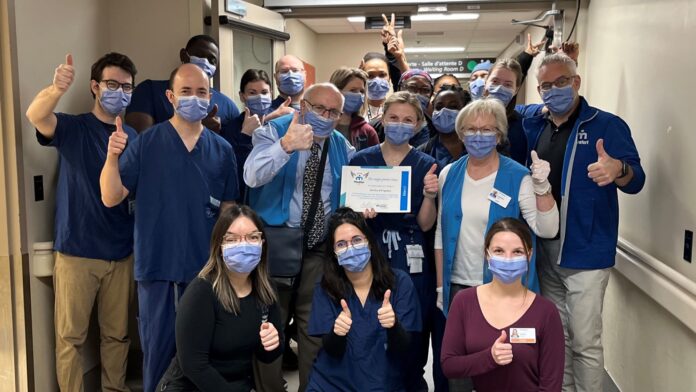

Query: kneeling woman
[157,205,283,391]
[441,218,564,391]
[307,207,421,392]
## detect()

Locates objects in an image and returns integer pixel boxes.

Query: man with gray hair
[523,53,645,392]
[245,83,355,391]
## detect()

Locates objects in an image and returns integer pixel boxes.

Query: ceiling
[298,10,545,59]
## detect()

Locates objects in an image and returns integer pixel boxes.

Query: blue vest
[440,155,540,316]
[248,114,350,226]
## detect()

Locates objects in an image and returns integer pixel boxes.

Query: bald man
[271,54,307,111]
[245,83,355,391]
[101,63,239,392]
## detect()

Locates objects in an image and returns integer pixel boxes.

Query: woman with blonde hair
[330,66,379,151]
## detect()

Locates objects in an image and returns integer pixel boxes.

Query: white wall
[314,33,384,83]
[284,19,319,75]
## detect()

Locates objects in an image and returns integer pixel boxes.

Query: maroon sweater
[441,287,564,392]
[349,115,379,151]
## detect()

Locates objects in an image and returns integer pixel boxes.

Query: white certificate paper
[340,166,411,213]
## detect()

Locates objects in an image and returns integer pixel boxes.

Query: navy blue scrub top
[127,79,240,128]
[307,269,422,392]
[37,112,136,261]
[219,112,251,202]
[118,121,239,282]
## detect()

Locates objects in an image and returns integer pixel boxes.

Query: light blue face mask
[278,71,305,96]
[100,89,131,115]
[176,95,210,123]
[464,133,497,159]
[245,93,273,116]
[431,108,459,134]
[303,109,335,138]
[384,122,416,146]
[189,55,216,78]
[367,78,390,100]
[222,243,262,273]
[488,255,528,284]
[469,78,486,100]
[336,244,371,273]
[542,85,576,116]
[416,94,430,112]
[486,84,516,106]
[342,92,365,114]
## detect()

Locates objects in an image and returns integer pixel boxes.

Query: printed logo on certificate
[509,328,536,344]
[339,166,412,213]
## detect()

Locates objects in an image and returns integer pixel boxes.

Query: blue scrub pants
[137,280,187,392]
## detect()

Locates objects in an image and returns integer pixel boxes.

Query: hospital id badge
[408,257,423,274]
[406,244,425,258]
[509,328,536,344]
[488,188,511,208]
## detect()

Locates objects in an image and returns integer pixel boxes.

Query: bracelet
[423,189,437,199]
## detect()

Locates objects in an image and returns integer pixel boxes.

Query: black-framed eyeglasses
[334,235,368,254]
[303,100,342,120]
[401,82,432,96]
[538,75,576,92]
[100,79,134,94]
[222,231,264,246]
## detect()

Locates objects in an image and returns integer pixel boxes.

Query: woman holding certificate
[348,90,441,391]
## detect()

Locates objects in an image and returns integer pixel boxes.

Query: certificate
[340,166,411,213]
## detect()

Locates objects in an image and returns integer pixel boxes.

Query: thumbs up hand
[377,289,396,329]
[530,150,551,195]
[242,107,262,136]
[259,322,280,351]
[334,299,353,336]
[280,111,313,153]
[264,97,295,123]
[587,139,622,187]
[423,163,438,199]
[202,104,221,133]
[491,330,513,365]
[107,117,128,157]
[53,54,75,94]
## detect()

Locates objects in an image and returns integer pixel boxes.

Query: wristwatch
[617,160,629,179]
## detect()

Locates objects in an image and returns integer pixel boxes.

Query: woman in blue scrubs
[349,91,438,392]
[307,207,421,392]
[418,85,471,168]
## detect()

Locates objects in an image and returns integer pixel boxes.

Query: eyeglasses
[462,128,498,137]
[334,235,367,254]
[100,79,134,94]
[304,100,342,120]
[279,68,304,74]
[538,75,576,92]
[401,82,432,96]
[222,231,263,246]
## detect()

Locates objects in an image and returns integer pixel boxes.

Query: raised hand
[334,299,352,336]
[280,111,313,153]
[530,150,551,195]
[107,117,128,157]
[423,163,438,198]
[587,139,622,187]
[560,41,580,63]
[242,107,262,136]
[362,208,378,219]
[265,97,294,122]
[491,330,513,365]
[53,54,75,94]
[381,13,396,44]
[387,30,405,59]
[202,103,221,133]
[524,33,547,57]
[377,289,396,329]
[259,322,280,351]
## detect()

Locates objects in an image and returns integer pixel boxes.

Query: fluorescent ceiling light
[418,5,447,13]
[404,46,466,54]
[347,16,366,23]
[411,13,479,21]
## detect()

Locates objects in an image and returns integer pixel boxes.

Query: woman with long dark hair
[307,207,421,392]
[157,205,283,391]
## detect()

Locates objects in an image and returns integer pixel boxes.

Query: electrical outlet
[685,230,693,263]
[33,175,44,202]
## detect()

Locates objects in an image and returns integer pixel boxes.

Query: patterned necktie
[301,142,325,249]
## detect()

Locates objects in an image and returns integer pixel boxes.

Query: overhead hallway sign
[407,58,496,76]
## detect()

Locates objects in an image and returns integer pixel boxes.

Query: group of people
[27,17,645,392]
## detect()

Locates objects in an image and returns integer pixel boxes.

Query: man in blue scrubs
[125,34,240,133]
[271,54,307,111]
[26,52,137,392]
[101,63,240,392]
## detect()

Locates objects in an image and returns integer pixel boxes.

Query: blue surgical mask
[100,89,131,115]
[303,109,335,138]
[176,95,210,123]
[541,85,576,116]
[245,93,273,116]
[342,92,365,114]
[278,72,305,96]
[464,133,497,159]
[432,108,459,134]
[416,94,430,112]
[222,243,262,273]
[488,255,528,284]
[487,84,516,106]
[189,55,216,78]
[469,78,486,100]
[384,122,415,146]
[337,244,371,273]
[367,78,390,100]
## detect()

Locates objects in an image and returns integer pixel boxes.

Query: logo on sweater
[350,171,369,183]
[577,129,589,145]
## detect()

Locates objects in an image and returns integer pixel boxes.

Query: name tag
[509,327,536,344]
[488,188,511,208]
[209,196,221,208]
[406,244,424,274]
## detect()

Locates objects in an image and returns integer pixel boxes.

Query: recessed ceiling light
[404,46,466,54]
[347,16,366,23]
[411,13,479,22]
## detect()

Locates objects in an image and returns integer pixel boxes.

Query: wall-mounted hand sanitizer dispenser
[32,241,55,277]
